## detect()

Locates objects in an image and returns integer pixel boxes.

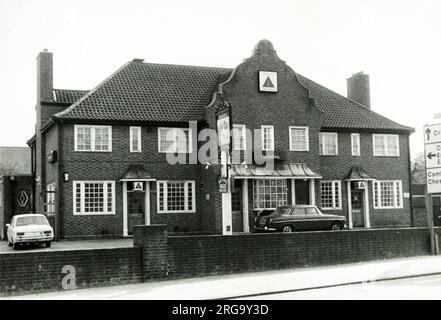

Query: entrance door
[127,191,145,235]
[232,180,243,232]
[433,196,441,227]
[295,180,310,205]
[351,189,365,227]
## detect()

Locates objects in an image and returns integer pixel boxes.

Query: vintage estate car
[254,205,346,233]
[7,214,54,250]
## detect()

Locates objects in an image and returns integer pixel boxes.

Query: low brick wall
[165,228,431,278]
[0,247,142,296]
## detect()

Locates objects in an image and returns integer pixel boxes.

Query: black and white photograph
[1,0,441,309]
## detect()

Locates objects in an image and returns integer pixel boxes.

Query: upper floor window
[373,180,403,209]
[158,127,192,153]
[261,125,274,151]
[289,126,309,151]
[351,133,360,156]
[233,124,246,151]
[373,134,399,156]
[319,132,338,155]
[74,125,112,152]
[130,127,142,153]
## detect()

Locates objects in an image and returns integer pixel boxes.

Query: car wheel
[282,225,295,233]
[331,222,342,231]
[45,242,51,248]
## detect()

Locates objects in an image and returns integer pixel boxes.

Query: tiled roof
[54,60,413,132]
[41,89,89,104]
[297,75,414,132]
[56,61,230,122]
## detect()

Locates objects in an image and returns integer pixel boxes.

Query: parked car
[254,205,346,233]
[6,214,54,250]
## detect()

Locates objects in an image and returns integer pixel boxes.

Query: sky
[0,0,440,159]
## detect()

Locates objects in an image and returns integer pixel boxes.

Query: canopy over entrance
[230,163,322,179]
[344,166,375,181]
[119,165,155,182]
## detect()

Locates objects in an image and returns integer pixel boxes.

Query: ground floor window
[320,180,342,210]
[253,179,287,210]
[373,180,403,209]
[157,180,195,213]
[73,181,115,215]
[46,183,56,213]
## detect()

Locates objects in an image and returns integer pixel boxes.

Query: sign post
[424,123,441,255]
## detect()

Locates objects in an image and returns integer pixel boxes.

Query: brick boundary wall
[135,225,432,280]
[0,226,435,296]
[0,247,142,296]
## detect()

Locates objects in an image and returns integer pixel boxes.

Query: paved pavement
[249,274,441,300]
[0,238,133,253]
[4,255,441,299]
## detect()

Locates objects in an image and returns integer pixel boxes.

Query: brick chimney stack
[36,49,53,103]
[347,71,370,109]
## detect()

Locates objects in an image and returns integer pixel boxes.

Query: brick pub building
[26,40,414,239]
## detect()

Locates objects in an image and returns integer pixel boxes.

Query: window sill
[73,213,116,216]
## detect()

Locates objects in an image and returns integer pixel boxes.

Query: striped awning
[230,163,322,179]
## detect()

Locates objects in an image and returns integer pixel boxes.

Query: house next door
[351,188,365,228]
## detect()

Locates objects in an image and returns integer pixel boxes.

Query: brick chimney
[347,71,370,108]
[36,49,53,103]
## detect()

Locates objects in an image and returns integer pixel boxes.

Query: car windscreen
[15,216,49,226]
[273,208,291,216]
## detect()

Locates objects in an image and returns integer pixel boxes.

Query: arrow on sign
[426,128,432,141]
[428,152,437,160]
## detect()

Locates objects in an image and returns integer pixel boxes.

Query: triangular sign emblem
[134,182,143,191]
[263,76,274,88]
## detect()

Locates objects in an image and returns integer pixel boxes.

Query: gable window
[157,181,195,213]
[73,181,115,215]
[261,125,274,151]
[233,124,246,151]
[130,127,142,153]
[373,134,399,156]
[46,183,56,213]
[289,126,309,151]
[253,179,287,210]
[373,180,403,209]
[351,133,360,156]
[158,127,192,153]
[320,181,342,210]
[319,132,338,155]
[75,125,112,152]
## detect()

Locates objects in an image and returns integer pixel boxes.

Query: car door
[291,208,308,231]
[304,207,326,230]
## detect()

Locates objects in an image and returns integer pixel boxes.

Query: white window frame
[320,180,342,210]
[253,179,288,210]
[46,183,56,213]
[232,124,246,151]
[157,180,196,213]
[73,181,116,215]
[319,132,338,155]
[373,180,403,209]
[74,125,112,152]
[158,127,192,154]
[289,126,309,151]
[372,134,400,157]
[351,133,361,156]
[129,126,142,153]
[261,125,274,151]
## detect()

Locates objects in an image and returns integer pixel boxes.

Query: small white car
[6,214,54,250]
